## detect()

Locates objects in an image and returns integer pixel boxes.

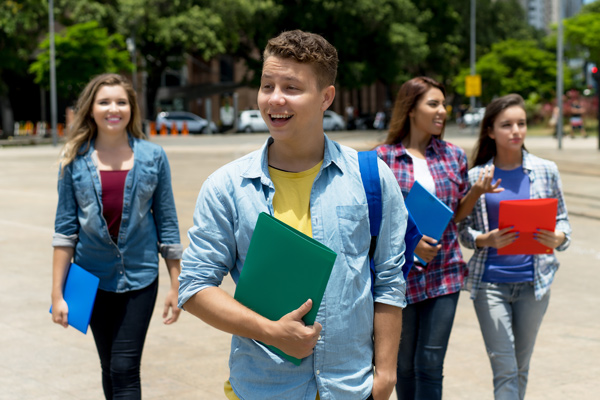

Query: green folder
[233,212,337,365]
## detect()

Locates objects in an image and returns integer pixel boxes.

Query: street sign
[465,74,481,97]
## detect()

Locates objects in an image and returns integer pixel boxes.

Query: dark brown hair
[60,73,144,170]
[472,93,526,167]
[383,76,446,145]
[263,30,338,89]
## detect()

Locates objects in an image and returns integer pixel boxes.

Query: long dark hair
[383,76,446,145]
[472,93,526,167]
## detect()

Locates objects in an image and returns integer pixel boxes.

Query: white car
[323,110,346,131]
[156,111,217,134]
[238,110,269,133]
[463,107,486,126]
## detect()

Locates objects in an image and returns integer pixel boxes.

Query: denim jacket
[53,135,182,292]
[458,150,571,300]
[178,135,407,400]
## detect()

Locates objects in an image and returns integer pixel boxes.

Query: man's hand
[268,299,322,359]
[372,368,396,400]
[414,235,442,263]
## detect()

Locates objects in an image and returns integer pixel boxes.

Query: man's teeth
[271,114,292,119]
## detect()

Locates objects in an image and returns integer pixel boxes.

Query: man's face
[258,56,334,144]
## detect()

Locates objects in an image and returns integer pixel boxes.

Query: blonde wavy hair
[60,73,144,171]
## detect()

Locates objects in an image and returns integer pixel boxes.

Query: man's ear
[320,85,335,112]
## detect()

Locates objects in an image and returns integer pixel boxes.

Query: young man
[178,30,408,400]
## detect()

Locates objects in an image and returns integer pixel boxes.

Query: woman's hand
[51,297,69,328]
[476,227,518,249]
[163,288,181,325]
[414,235,442,263]
[534,229,565,249]
[473,165,504,196]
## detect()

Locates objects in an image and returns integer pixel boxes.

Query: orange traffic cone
[182,122,189,135]
[170,122,178,135]
[57,123,64,137]
[150,122,157,136]
[160,124,167,136]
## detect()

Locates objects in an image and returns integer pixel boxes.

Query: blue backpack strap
[358,151,382,293]
[358,151,421,288]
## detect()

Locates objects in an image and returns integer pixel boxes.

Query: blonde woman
[51,74,182,399]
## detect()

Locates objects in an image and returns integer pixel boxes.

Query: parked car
[156,111,217,134]
[463,107,486,126]
[238,110,269,133]
[323,110,346,131]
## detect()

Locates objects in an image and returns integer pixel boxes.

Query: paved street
[1,127,598,399]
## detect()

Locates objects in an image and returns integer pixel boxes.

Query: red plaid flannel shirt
[376,137,468,304]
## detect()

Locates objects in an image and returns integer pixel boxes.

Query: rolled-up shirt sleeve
[178,174,238,309]
[53,164,80,248]
[372,159,407,308]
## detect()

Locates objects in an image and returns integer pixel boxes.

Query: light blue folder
[405,181,454,265]
[49,263,100,334]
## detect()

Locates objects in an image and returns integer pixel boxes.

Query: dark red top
[100,170,130,240]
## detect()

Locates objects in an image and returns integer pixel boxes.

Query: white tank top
[406,150,436,194]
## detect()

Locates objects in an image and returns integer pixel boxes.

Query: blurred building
[517,0,584,31]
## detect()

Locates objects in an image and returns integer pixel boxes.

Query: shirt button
[120,271,123,274]
[316,370,320,375]
[117,254,121,258]
[318,335,322,340]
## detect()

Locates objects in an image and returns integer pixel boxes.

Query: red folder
[497,198,558,255]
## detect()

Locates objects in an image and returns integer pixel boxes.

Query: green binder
[234,212,337,365]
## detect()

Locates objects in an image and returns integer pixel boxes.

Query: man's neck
[268,135,325,173]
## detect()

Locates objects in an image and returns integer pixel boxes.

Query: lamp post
[557,0,564,150]
[470,0,476,136]
[49,0,58,146]
[126,37,137,92]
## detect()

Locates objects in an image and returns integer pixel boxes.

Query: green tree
[453,39,568,104]
[413,0,539,90]
[564,7,600,66]
[29,21,131,101]
[0,0,47,133]
[244,0,429,89]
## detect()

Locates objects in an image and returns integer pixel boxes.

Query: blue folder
[49,263,100,334]
[405,181,454,265]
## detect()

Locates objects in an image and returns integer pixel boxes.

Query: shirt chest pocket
[336,204,370,256]
[72,173,96,208]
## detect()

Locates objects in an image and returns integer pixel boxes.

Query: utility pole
[49,0,58,146]
[470,0,476,136]
[556,0,564,150]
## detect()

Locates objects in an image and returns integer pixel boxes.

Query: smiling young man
[178,30,408,400]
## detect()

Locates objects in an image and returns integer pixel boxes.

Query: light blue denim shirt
[179,135,407,400]
[458,150,571,300]
[53,135,182,292]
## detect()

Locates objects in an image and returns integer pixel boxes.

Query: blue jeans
[474,282,549,400]
[90,278,158,400]
[396,291,460,400]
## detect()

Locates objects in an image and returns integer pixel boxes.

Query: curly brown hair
[60,73,144,172]
[263,30,338,90]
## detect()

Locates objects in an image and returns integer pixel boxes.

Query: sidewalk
[0,130,598,399]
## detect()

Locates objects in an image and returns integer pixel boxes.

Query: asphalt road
[0,126,598,399]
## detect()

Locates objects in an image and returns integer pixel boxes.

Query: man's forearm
[372,302,403,397]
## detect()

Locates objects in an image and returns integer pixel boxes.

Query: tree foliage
[453,39,568,104]
[0,0,47,93]
[564,7,600,66]
[29,21,131,100]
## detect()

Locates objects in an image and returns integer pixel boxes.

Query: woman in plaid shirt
[376,77,498,400]
[458,94,571,400]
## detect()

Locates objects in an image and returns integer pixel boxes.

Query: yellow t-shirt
[268,160,322,236]
[224,160,323,400]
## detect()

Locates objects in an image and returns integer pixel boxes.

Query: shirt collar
[241,134,343,185]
